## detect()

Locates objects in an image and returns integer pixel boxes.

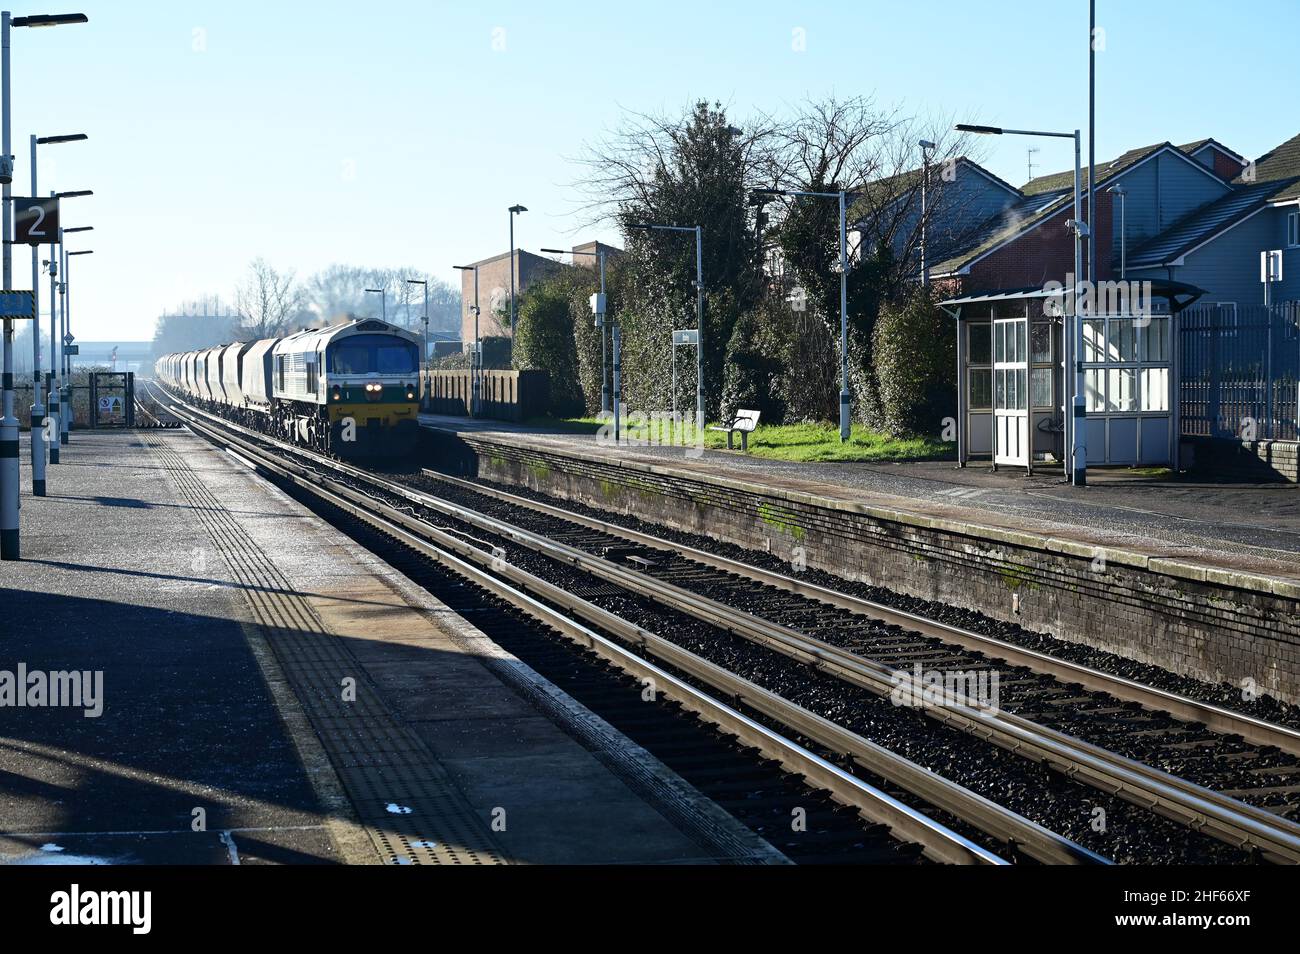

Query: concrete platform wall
[428,430,1300,705]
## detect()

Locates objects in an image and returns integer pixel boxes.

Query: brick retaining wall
[425,428,1300,704]
[1185,436,1299,483]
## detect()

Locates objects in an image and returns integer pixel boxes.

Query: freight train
[156,318,421,458]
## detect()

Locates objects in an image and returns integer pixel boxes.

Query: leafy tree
[719,297,789,422]
[580,100,767,420]
[871,288,956,437]
[513,274,584,417]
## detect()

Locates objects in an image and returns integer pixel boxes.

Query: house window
[1288,211,1300,248]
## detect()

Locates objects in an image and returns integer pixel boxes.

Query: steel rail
[160,391,1299,863]
[421,469,1300,759]
[241,429,1292,864]
[155,394,1108,865]
[371,472,1300,864]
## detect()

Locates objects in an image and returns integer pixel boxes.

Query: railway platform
[420,414,1300,705]
[418,414,1300,579]
[2,428,782,865]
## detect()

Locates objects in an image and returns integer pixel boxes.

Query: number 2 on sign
[26,205,46,238]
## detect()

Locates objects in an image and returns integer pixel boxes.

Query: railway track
[419,470,1300,753]
[134,388,182,428]
[148,385,1035,866]
[151,385,1300,864]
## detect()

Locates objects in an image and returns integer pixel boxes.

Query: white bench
[708,409,761,451]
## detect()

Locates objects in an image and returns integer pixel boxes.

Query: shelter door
[993,317,1029,467]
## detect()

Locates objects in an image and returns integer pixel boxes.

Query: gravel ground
[461,474,1300,731]
[381,473,1257,863]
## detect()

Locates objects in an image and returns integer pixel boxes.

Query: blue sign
[0,291,35,320]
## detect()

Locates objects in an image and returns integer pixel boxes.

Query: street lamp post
[0,10,88,559]
[364,287,386,321]
[752,187,853,441]
[405,278,429,410]
[60,248,90,442]
[44,230,58,462]
[542,246,609,413]
[452,265,481,417]
[918,140,936,288]
[65,247,91,386]
[59,223,89,444]
[627,223,704,433]
[26,135,85,490]
[508,205,526,331]
[27,136,43,492]
[54,196,90,447]
[956,123,1088,486]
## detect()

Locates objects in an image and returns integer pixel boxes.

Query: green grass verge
[523,416,955,464]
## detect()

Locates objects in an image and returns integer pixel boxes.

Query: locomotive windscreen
[329,334,419,375]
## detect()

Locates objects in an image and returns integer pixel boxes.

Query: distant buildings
[457,241,622,349]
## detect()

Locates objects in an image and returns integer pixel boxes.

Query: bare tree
[234,257,304,340]
[758,97,985,297]
[304,264,460,333]
[570,101,777,231]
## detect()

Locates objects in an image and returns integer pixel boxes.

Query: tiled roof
[1126,177,1299,268]
[1179,138,1244,163]
[1237,131,1300,200]
[929,191,1070,275]
[1021,142,1167,195]
[853,156,1019,214]
[1021,139,1244,196]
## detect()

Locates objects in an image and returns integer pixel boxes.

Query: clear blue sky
[17,0,1298,340]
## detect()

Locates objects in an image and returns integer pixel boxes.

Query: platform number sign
[14,197,60,245]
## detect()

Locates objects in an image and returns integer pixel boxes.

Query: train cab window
[329,334,418,375]
[276,356,286,391]
[377,343,416,374]
[306,357,318,395]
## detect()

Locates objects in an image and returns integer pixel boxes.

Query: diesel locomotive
[156,318,422,458]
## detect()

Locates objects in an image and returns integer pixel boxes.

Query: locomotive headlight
[332,385,341,401]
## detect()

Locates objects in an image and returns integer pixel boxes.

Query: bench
[708,409,761,451]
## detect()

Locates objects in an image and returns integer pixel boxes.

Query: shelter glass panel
[1030,322,1052,363]
[1083,319,1106,362]
[1141,367,1169,411]
[1085,368,1106,413]
[1107,367,1136,412]
[969,324,991,365]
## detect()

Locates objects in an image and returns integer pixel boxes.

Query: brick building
[458,241,624,350]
